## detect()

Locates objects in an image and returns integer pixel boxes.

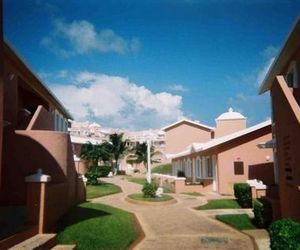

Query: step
[9,233,56,250]
[51,245,76,250]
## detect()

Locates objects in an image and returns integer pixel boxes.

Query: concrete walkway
[93,177,255,250]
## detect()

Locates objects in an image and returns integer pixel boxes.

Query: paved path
[93,177,255,250]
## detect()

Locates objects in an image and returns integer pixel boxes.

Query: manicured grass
[197,199,241,210]
[127,177,147,185]
[216,214,256,230]
[128,193,174,202]
[182,192,204,196]
[86,183,121,199]
[57,202,139,250]
[152,164,172,174]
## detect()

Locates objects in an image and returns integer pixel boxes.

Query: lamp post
[146,138,151,184]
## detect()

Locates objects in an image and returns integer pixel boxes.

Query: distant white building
[69,121,166,159]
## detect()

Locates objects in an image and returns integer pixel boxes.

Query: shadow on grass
[57,205,111,231]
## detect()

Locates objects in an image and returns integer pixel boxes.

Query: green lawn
[152,164,172,174]
[182,192,204,196]
[197,199,241,210]
[128,193,174,202]
[216,214,256,230]
[86,183,121,199]
[127,177,147,185]
[57,202,139,250]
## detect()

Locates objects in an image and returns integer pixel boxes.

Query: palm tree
[133,142,160,170]
[107,133,128,173]
[80,142,111,168]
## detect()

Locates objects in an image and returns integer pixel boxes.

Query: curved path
[93,177,254,250]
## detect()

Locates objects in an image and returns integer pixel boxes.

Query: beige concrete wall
[217,132,273,194]
[165,122,212,154]
[215,119,246,138]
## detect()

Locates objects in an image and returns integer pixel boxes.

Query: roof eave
[259,15,300,95]
[4,39,73,120]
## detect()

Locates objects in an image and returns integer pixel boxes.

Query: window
[206,157,213,178]
[196,158,201,178]
[187,160,192,177]
[285,61,298,88]
[234,161,244,175]
[53,110,68,132]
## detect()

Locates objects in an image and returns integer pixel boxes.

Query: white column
[212,155,218,192]
[202,157,206,178]
[147,139,151,184]
[192,158,196,183]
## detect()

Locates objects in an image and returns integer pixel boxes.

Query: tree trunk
[114,159,118,174]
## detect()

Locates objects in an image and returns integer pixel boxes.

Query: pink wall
[27,105,54,131]
[215,119,246,138]
[165,122,212,154]
[271,76,300,222]
[217,132,272,194]
[172,125,272,195]
[0,130,77,205]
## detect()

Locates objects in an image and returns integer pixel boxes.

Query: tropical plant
[106,133,128,173]
[142,182,158,198]
[133,142,160,170]
[80,142,111,167]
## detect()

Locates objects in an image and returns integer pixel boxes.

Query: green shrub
[253,199,272,228]
[98,165,111,177]
[142,182,158,198]
[269,219,300,250]
[85,170,100,185]
[233,183,252,208]
[152,164,172,174]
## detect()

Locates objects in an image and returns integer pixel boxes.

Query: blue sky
[4,0,300,130]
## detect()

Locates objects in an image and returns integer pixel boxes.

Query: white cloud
[256,57,275,86]
[261,45,279,59]
[50,72,183,129]
[41,19,140,56]
[58,70,68,78]
[168,84,189,92]
[256,45,279,86]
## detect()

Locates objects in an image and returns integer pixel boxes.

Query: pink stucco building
[259,17,300,222]
[162,119,214,155]
[170,109,273,194]
[0,22,85,248]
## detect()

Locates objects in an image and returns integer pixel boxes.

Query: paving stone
[94,176,255,250]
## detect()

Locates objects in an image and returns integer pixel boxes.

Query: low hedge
[233,183,252,208]
[253,199,272,228]
[269,219,300,250]
[85,165,111,185]
[142,182,158,198]
[98,165,112,177]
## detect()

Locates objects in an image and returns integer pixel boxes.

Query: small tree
[106,133,128,173]
[80,142,111,168]
[134,142,160,170]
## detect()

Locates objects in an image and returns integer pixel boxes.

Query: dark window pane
[234,161,244,175]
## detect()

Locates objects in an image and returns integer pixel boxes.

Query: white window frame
[285,60,298,88]
[186,159,192,177]
[196,157,201,178]
[205,156,214,179]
